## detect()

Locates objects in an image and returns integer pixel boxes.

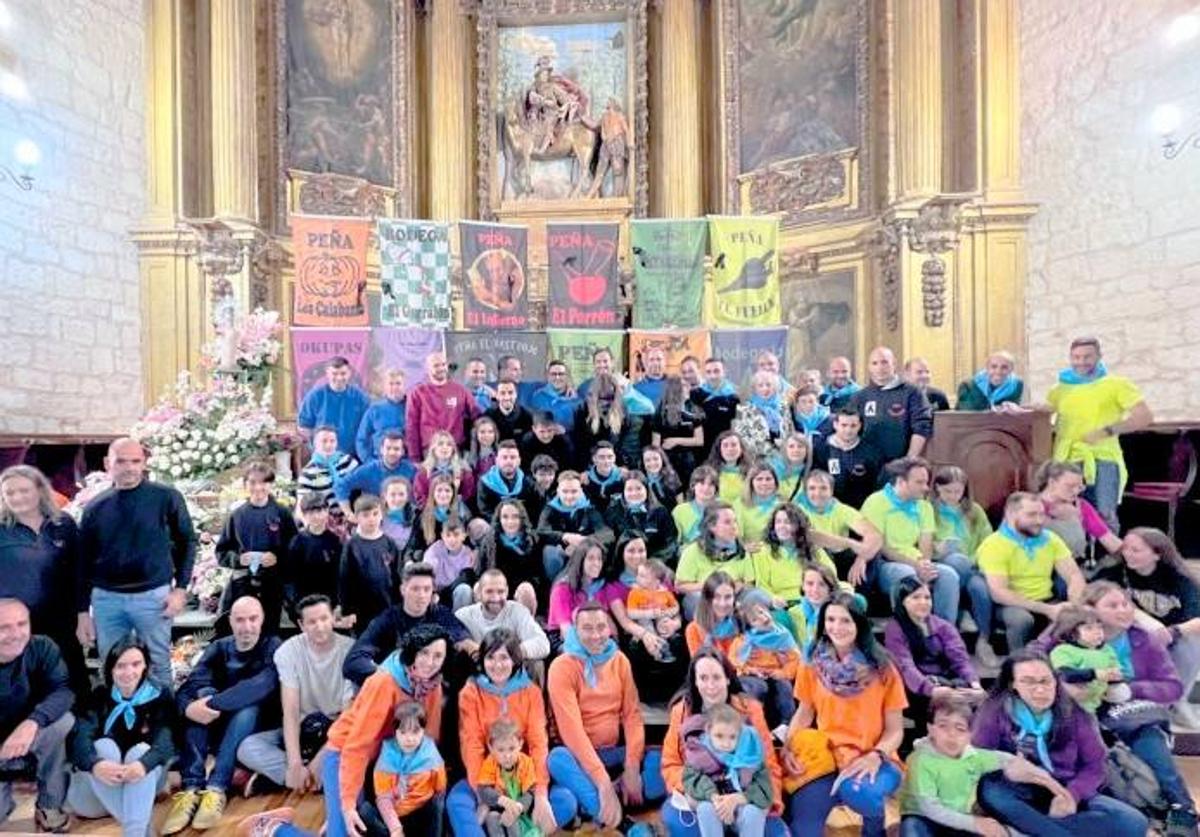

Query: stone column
[653,0,702,216]
[428,0,473,221]
[209,0,258,221]
[893,0,943,202]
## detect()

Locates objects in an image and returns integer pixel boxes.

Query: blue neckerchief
[310,451,341,469]
[498,531,528,553]
[974,370,1021,404]
[721,463,742,474]
[381,652,414,692]
[431,461,454,477]
[475,670,534,715]
[998,523,1050,559]
[1009,699,1054,773]
[481,465,525,498]
[749,393,784,435]
[587,466,622,491]
[736,623,798,663]
[471,386,494,410]
[584,578,607,600]
[698,380,737,398]
[627,502,647,514]
[710,616,738,639]
[796,495,836,518]
[547,495,591,513]
[714,539,740,559]
[434,505,450,523]
[623,387,656,417]
[387,507,413,525]
[619,568,637,587]
[883,483,921,525]
[800,599,821,647]
[823,380,860,403]
[104,682,161,735]
[753,494,777,513]
[702,726,764,793]
[1110,631,1135,679]
[937,502,969,542]
[562,627,618,687]
[376,735,444,779]
[794,404,830,436]
[1057,361,1108,385]
[769,455,806,483]
[646,472,663,489]
[683,500,703,541]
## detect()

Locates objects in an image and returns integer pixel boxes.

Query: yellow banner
[707,215,781,327]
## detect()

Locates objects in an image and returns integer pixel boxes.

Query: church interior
[2,0,1200,835]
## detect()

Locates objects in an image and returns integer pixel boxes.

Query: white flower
[169,465,182,476]
[201,454,213,465]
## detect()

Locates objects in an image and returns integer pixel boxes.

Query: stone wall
[1021,0,1200,420]
[0,0,146,435]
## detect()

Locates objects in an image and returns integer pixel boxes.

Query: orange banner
[628,329,712,379]
[291,215,371,327]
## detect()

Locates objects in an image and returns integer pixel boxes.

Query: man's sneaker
[162,790,201,835]
[191,788,227,831]
[975,637,1002,673]
[1166,805,1200,837]
[236,806,295,837]
[33,807,69,833]
[244,771,284,798]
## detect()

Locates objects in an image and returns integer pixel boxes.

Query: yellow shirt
[717,468,746,504]
[1047,374,1144,488]
[676,540,751,586]
[976,528,1072,602]
[800,500,864,540]
[671,501,703,544]
[735,496,781,546]
[860,490,935,562]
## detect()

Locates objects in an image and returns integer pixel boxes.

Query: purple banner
[290,328,371,410]
[368,327,445,394]
[710,327,788,390]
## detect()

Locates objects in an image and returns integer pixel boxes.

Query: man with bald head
[77,438,196,687]
[166,596,281,833]
[848,347,933,461]
[405,351,481,460]
[821,356,861,410]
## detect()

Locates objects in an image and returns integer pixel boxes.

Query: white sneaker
[975,638,1002,674]
[1172,701,1200,732]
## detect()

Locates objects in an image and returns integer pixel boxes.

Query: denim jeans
[976,773,1147,836]
[91,584,174,687]
[1083,460,1121,532]
[661,800,789,837]
[870,559,960,622]
[696,799,766,837]
[66,740,164,837]
[1120,723,1196,810]
[997,606,1050,652]
[180,691,260,792]
[738,676,796,729]
[446,778,578,836]
[786,760,902,837]
[899,815,975,836]
[546,745,665,822]
[936,551,994,638]
[542,546,567,582]
[0,712,73,818]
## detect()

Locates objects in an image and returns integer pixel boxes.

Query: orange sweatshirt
[373,763,448,818]
[547,651,644,787]
[685,621,737,658]
[660,695,784,815]
[458,679,550,790]
[478,752,538,796]
[727,635,801,681]
[326,668,444,812]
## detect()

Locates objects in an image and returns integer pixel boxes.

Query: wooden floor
[6,758,1200,836]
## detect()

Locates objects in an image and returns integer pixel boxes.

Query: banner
[547,329,625,387]
[290,328,371,409]
[291,215,370,326]
[377,219,452,328]
[368,327,445,395]
[628,329,712,380]
[707,215,781,327]
[710,327,789,389]
[630,219,707,329]
[460,221,530,330]
[444,331,548,381]
[547,222,622,329]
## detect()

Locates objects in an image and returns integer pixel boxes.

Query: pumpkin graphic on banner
[291,215,370,327]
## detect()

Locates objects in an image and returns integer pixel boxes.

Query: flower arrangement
[187,539,230,613]
[201,307,283,385]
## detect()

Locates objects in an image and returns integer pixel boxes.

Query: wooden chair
[1123,431,1197,540]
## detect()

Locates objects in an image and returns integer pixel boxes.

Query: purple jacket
[1033,625,1183,705]
[972,697,1106,803]
[883,615,977,697]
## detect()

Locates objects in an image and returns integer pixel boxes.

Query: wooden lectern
[926,410,1053,523]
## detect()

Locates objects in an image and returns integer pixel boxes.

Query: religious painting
[475,0,649,219]
[275,0,413,228]
[719,0,871,226]
[780,268,857,381]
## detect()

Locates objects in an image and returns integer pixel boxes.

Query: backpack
[1104,739,1168,815]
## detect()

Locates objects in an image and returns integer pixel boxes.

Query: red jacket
[405,380,479,460]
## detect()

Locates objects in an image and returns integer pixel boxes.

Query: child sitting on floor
[682,704,773,837]
[421,515,478,612]
[625,559,680,663]
[475,719,537,837]
[373,703,448,837]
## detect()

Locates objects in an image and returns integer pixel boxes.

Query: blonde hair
[421,431,468,480]
[584,373,626,435]
[0,466,62,527]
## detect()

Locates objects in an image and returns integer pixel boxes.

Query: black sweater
[603,501,679,563]
[485,405,533,442]
[475,468,540,523]
[0,516,79,633]
[337,534,403,629]
[69,684,175,771]
[811,438,887,510]
[286,529,343,608]
[215,498,299,587]
[343,604,469,686]
[78,481,196,608]
[517,431,576,472]
[176,634,281,714]
[0,635,73,739]
[535,502,614,549]
[847,383,933,462]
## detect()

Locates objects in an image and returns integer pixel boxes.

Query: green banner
[707,215,781,327]
[547,329,626,387]
[631,218,707,329]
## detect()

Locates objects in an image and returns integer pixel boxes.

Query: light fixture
[1,138,37,190]
[1165,13,1200,46]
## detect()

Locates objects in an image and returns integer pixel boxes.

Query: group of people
[1,333,1193,837]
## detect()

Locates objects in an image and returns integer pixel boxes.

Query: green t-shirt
[861,490,935,562]
[717,469,745,504]
[900,741,1009,824]
[800,500,864,539]
[748,545,839,602]
[933,501,993,560]
[1047,374,1144,471]
[672,501,703,544]
[676,540,750,586]
[735,496,780,545]
[976,529,1072,602]
[1049,642,1121,713]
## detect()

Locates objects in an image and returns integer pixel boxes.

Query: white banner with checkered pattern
[377,219,452,328]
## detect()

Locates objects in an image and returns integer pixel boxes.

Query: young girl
[685,571,740,657]
[789,386,832,444]
[413,430,477,506]
[930,466,998,669]
[729,589,801,728]
[380,476,416,556]
[478,500,543,615]
[734,465,781,551]
[422,515,478,612]
[546,537,623,632]
[1048,604,1133,714]
[373,702,447,836]
[706,431,750,504]
[625,559,681,663]
[642,445,684,508]
[681,704,773,837]
[469,416,500,483]
[733,370,792,460]
[673,465,719,546]
[795,563,838,655]
[475,719,538,837]
[412,473,473,555]
[603,471,679,563]
[338,494,403,631]
[770,433,810,503]
[652,376,706,483]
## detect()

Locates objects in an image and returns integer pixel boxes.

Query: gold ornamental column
[428,0,473,221]
[652,0,702,217]
[892,0,943,203]
[210,0,258,222]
